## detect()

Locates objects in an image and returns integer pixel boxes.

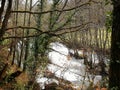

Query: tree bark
[0,0,6,24]
[0,0,12,40]
[109,0,120,89]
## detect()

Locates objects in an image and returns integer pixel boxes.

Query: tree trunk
[109,0,120,89]
[0,0,12,40]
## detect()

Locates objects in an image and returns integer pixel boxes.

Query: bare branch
[3,22,90,39]
[5,26,43,32]
[11,2,89,14]
[54,22,91,35]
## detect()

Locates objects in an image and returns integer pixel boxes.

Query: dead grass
[15,72,29,85]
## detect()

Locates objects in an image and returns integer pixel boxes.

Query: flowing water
[37,42,103,89]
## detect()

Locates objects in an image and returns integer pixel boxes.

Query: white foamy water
[37,42,102,89]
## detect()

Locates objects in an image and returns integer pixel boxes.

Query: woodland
[0,0,120,90]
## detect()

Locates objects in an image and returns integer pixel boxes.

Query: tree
[0,0,12,40]
[109,0,120,89]
[1,0,101,89]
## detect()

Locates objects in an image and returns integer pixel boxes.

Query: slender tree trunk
[109,0,120,89]
[0,0,12,40]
